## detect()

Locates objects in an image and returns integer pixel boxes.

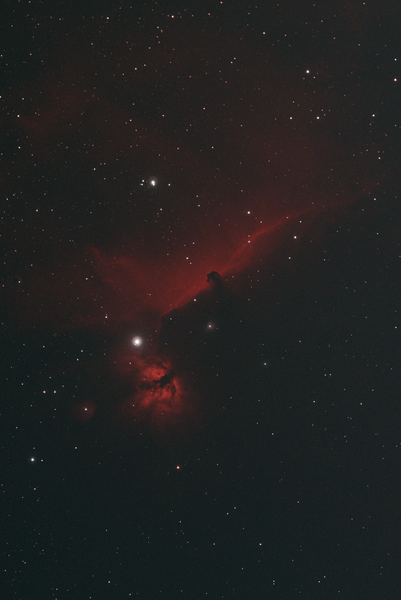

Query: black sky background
[2,1,401,599]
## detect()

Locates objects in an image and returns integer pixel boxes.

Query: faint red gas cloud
[115,350,201,438]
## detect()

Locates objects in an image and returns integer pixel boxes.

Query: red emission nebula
[66,210,335,434]
[115,351,192,434]
[93,217,294,434]
[3,18,383,437]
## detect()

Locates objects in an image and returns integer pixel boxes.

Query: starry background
[2,1,401,598]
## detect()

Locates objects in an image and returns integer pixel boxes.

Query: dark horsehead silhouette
[207,271,223,285]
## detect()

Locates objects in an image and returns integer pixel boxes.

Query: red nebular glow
[90,209,317,324]
[9,209,325,331]
[5,16,381,334]
[116,352,197,435]
[90,244,230,323]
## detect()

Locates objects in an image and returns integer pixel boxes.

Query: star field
[2,2,401,599]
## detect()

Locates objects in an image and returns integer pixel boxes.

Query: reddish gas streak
[91,215,296,320]
[9,205,343,331]
[90,208,316,323]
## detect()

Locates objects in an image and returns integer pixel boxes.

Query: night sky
[2,1,401,598]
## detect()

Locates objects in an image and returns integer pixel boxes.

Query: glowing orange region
[138,360,181,416]
[118,353,193,432]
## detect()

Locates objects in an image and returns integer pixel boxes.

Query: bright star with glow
[132,336,143,346]
[149,177,157,187]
